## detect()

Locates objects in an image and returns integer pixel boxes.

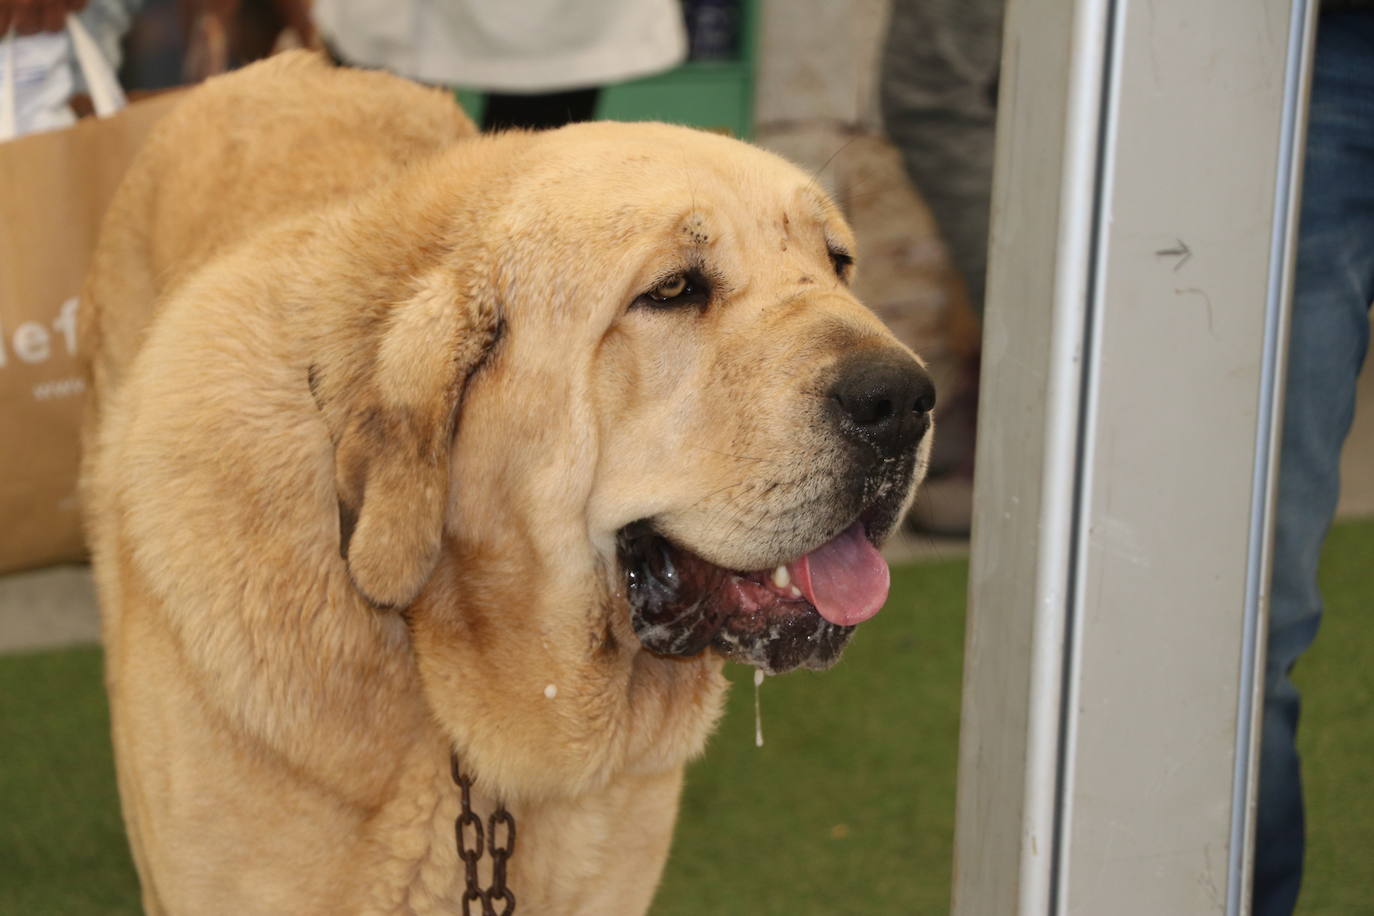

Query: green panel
[454,65,752,139]
[455,89,485,124]
[597,62,753,138]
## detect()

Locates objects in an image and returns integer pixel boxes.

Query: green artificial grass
[0,519,1369,915]
[0,646,140,914]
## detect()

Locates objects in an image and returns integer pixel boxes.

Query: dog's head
[516,124,934,675]
[310,123,933,791]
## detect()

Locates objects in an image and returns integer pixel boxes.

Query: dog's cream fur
[82,52,928,914]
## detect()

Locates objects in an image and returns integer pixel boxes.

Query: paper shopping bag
[0,87,185,573]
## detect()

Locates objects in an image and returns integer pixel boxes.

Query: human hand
[0,0,87,36]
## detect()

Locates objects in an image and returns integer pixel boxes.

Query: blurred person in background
[0,0,140,135]
[1,0,316,130]
[178,0,316,83]
[312,0,687,131]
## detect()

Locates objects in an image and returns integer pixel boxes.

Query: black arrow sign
[1155,239,1192,271]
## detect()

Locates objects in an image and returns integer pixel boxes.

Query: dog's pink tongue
[788,522,890,627]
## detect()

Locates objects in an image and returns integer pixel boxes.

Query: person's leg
[1254,12,1374,916]
[880,0,1003,316]
[482,88,600,132]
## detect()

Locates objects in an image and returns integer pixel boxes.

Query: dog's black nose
[829,353,935,459]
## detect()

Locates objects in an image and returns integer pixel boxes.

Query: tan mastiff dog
[81,52,934,915]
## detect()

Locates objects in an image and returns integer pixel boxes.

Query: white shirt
[314,0,687,92]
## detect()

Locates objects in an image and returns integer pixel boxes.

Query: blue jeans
[1254,12,1374,916]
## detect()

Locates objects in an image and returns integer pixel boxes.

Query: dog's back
[77,59,477,913]
[80,51,476,410]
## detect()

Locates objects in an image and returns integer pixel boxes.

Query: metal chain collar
[451,752,517,916]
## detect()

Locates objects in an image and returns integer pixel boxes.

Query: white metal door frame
[951,0,1318,913]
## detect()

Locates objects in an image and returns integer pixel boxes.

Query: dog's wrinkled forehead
[515,122,855,254]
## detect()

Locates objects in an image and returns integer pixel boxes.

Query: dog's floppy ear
[309,270,503,609]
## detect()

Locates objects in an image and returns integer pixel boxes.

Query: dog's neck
[354,737,686,915]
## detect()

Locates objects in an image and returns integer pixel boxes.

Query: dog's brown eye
[651,276,689,300]
[634,270,711,310]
